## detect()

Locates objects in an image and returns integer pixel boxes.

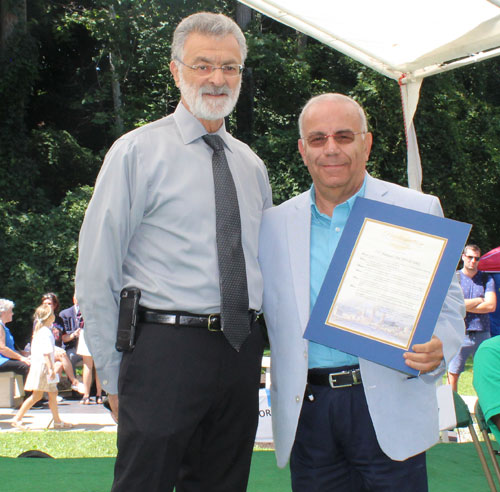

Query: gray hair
[171,12,247,63]
[0,299,14,313]
[298,93,368,138]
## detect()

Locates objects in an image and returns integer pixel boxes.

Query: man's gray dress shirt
[75,102,273,393]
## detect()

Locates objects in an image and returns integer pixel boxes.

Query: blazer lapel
[364,174,393,204]
[286,192,311,333]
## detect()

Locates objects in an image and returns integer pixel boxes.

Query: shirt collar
[309,174,367,217]
[172,102,234,153]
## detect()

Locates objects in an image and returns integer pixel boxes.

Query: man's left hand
[403,335,443,374]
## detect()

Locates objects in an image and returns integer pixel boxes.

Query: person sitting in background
[473,335,500,443]
[41,293,83,394]
[77,323,103,405]
[12,303,73,430]
[41,293,64,346]
[0,298,30,377]
[67,296,103,404]
[59,297,83,371]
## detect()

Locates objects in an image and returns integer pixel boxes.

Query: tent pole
[399,77,423,191]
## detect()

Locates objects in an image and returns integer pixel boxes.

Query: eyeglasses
[304,131,366,147]
[464,255,481,261]
[175,58,243,77]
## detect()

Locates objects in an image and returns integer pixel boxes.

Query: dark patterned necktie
[203,134,250,351]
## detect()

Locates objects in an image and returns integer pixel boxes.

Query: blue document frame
[304,197,471,376]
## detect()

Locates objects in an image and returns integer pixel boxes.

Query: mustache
[200,85,231,96]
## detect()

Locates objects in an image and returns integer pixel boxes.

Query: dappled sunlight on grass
[444,358,475,396]
[0,432,117,458]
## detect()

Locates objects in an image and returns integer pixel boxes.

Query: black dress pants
[111,319,264,492]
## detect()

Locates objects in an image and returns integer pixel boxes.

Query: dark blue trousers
[290,374,428,492]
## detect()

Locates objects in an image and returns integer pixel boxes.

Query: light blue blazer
[259,173,465,467]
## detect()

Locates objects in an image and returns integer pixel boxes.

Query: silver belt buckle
[352,369,361,384]
[208,314,220,332]
[328,369,360,389]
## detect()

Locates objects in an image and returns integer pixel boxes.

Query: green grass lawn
[443,357,475,396]
[1,360,477,459]
[0,431,275,459]
[0,432,117,459]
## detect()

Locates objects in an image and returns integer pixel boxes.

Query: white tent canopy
[238,0,500,189]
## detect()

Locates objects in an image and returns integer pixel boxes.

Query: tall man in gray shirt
[75,12,272,492]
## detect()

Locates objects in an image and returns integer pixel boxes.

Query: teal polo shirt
[308,178,366,369]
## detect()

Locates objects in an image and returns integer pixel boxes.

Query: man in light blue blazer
[259,93,465,491]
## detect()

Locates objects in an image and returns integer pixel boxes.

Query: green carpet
[0,443,498,491]
[427,442,499,491]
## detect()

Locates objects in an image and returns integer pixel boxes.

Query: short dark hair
[463,244,481,256]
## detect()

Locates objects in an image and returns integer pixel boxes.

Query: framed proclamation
[304,197,471,376]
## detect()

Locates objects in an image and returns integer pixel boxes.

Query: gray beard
[178,71,241,121]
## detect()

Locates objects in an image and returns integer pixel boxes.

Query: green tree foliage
[1,0,500,338]
[246,28,314,203]
[0,187,93,342]
[56,0,233,138]
[28,127,101,205]
[0,1,39,208]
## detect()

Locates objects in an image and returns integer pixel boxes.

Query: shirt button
[296,395,301,403]
[335,227,341,233]
[102,379,108,386]
[303,351,307,359]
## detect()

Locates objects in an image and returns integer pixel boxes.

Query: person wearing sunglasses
[448,244,496,393]
[259,93,465,491]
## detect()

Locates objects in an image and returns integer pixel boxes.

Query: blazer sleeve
[422,195,466,381]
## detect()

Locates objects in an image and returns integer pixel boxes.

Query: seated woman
[0,299,30,377]
[77,328,102,404]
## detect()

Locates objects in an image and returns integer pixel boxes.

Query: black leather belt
[138,309,258,332]
[307,367,362,389]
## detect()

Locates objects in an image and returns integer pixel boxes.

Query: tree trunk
[108,5,124,137]
[236,3,252,30]
[1,0,26,52]
[109,50,124,137]
[235,2,254,142]
[297,31,307,55]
